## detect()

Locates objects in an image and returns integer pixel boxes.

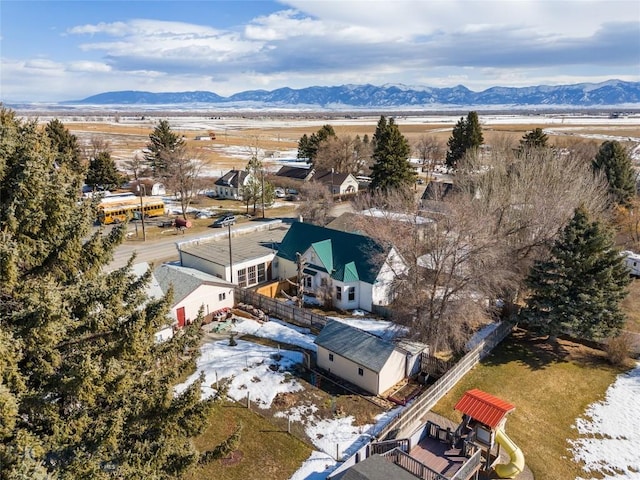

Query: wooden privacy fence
[376,322,513,441]
[235,288,328,331]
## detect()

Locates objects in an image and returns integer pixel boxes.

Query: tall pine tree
[445,111,483,169]
[520,207,630,340]
[145,120,185,178]
[0,108,216,479]
[45,118,84,174]
[86,150,122,191]
[592,140,636,208]
[369,116,415,192]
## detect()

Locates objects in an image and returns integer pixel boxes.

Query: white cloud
[1,0,637,102]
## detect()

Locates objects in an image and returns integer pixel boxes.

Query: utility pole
[261,169,265,219]
[138,183,147,241]
[228,222,233,283]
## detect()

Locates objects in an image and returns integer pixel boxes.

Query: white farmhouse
[274,221,406,312]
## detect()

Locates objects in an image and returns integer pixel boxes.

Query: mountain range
[67,80,640,109]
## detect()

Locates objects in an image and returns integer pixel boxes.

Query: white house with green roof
[274,221,406,312]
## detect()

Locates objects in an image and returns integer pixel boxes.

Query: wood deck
[409,436,467,479]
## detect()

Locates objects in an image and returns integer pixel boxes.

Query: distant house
[274,166,359,196]
[154,264,235,326]
[314,320,426,396]
[312,170,359,196]
[214,169,252,200]
[274,221,406,312]
[419,180,456,213]
[274,165,314,182]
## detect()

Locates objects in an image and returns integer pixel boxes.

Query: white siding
[180,251,228,280]
[377,349,408,394]
[316,346,380,395]
[372,248,406,306]
[339,175,359,194]
[171,284,234,323]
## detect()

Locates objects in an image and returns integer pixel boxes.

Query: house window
[320,277,327,287]
[358,367,364,376]
[248,265,257,285]
[257,263,266,282]
[237,268,247,287]
[329,353,334,362]
[336,286,342,300]
[348,287,355,301]
[304,276,312,288]
[218,292,226,301]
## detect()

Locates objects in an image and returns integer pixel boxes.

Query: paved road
[106,218,291,270]
[107,201,355,271]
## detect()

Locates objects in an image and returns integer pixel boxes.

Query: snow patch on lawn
[174,339,304,407]
[232,317,317,352]
[571,363,640,480]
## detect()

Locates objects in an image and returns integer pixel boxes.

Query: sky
[1,0,639,102]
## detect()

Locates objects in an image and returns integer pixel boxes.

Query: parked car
[274,188,286,198]
[211,214,236,228]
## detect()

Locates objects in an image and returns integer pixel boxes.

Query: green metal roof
[276,221,386,285]
[314,320,396,373]
[310,239,333,273]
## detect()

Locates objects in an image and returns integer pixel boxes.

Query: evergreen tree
[445,117,467,169]
[45,119,84,174]
[296,134,311,160]
[369,116,415,192]
[592,140,636,207]
[296,124,336,163]
[368,116,415,191]
[86,150,122,191]
[465,111,484,150]
[145,120,185,177]
[0,108,215,479]
[519,127,549,151]
[445,111,483,169]
[520,207,630,340]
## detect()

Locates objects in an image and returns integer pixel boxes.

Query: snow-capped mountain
[65,80,640,108]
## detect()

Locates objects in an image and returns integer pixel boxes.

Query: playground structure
[332,388,525,480]
[452,388,524,479]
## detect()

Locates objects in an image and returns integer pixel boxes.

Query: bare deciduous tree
[298,181,334,226]
[352,142,609,353]
[162,146,211,219]
[314,135,372,174]
[414,135,444,175]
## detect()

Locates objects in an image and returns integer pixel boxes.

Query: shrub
[605,333,633,366]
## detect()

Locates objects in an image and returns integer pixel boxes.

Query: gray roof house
[314,320,425,396]
[154,264,235,327]
[214,169,251,200]
[275,165,314,181]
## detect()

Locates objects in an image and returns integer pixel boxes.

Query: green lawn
[184,401,312,480]
[431,329,630,480]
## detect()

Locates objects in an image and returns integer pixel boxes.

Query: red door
[177,307,186,328]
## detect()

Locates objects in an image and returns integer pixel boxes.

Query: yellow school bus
[97,197,165,225]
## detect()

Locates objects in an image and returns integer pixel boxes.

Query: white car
[274,188,286,198]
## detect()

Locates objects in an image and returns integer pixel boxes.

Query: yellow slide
[494,428,525,478]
